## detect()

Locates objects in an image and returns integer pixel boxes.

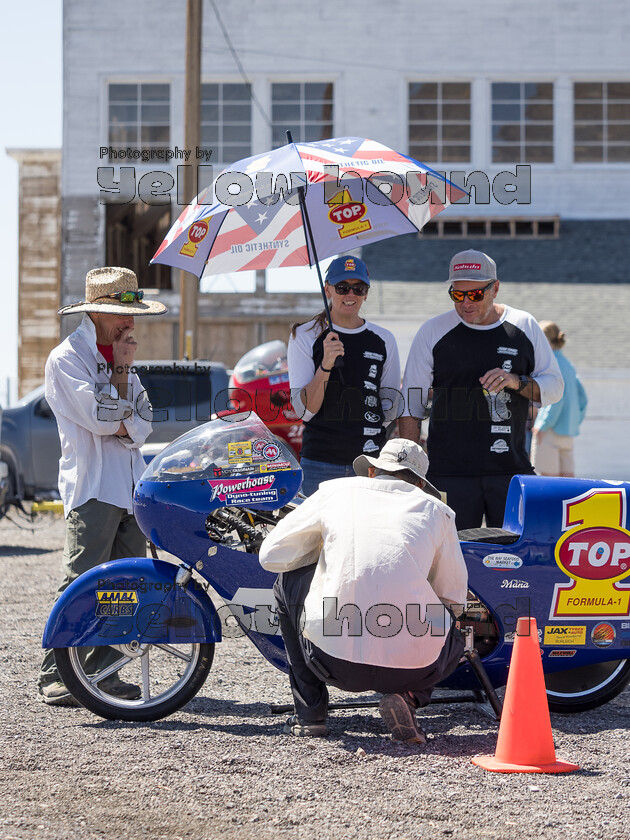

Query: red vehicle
[220,340,303,459]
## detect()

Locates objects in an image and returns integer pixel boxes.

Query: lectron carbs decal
[550,488,630,620]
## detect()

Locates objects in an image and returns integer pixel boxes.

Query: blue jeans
[299,457,355,497]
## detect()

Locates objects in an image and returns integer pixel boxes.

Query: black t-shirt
[288,319,400,465]
[402,306,562,477]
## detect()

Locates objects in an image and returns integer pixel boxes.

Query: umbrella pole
[286,130,334,332]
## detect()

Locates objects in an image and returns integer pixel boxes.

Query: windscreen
[141,412,300,482]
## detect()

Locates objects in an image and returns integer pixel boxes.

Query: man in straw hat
[38,267,167,706]
[259,439,467,743]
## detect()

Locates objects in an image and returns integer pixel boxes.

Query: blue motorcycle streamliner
[44,412,630,722]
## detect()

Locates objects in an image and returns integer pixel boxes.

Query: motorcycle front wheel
[545,658,630,713]
[54,642,214,722]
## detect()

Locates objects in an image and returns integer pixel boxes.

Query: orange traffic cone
[472,616,579,773]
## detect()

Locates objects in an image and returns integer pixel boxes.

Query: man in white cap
[399,249,563,530]
[259,439,467,743]
[38,267,167,706]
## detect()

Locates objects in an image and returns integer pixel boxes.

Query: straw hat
[58,267,167,316]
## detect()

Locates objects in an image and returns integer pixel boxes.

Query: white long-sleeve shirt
[45,315,153,516]
[259,475,468,669]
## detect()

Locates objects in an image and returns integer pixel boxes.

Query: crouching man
[259,439,468,743]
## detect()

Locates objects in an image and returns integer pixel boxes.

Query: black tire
[54,642,214,722]
[545,658,630,713]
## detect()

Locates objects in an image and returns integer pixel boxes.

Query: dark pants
[39,499,146,688]
[427,473,516,530]
[273,565,465,724]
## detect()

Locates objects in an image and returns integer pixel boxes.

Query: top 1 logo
[551,488,630,619]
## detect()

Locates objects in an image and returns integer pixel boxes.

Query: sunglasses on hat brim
[96,291,145,303]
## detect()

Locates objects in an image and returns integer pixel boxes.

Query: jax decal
[327,188,372,239]
[543,625,586,646]
[209,474,276,503]
[550,487,630,619]
[96,590,139,617]
[179,219,209,257]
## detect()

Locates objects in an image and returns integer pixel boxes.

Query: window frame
[270,80,335,148]
[490,81,555,165]
[573,80,630,165]
[407,80,473,166]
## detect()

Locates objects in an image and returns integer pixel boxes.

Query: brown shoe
[379,694,426,744]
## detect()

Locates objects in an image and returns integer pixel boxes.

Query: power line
[207,0,272,129]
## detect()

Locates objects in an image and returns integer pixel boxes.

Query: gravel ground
[1,512,629,840]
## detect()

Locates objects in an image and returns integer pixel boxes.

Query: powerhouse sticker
[550,487,630,620]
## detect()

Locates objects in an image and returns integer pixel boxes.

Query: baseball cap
[353,438,441,500]
[325,256,370,286]
[447,249,497,283]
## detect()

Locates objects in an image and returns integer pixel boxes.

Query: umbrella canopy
[151,136,467,280]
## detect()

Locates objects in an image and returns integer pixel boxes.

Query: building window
[574,82,630,163]
[108,83,170,159]
[491,82,554,163]
[408,82,471,164]
[201,83,252,166]
[271,82,333,147]
[419,216,560,239]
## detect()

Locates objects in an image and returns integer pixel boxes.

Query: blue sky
[0,0,62,404]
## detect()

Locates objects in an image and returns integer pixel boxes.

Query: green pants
[38,499,146,688]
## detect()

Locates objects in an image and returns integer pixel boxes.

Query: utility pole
[179,0,202,360]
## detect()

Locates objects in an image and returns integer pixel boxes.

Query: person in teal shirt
[531,321,588,477]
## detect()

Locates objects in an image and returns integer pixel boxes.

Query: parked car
[0,407,8,518]
[0,360,230,506]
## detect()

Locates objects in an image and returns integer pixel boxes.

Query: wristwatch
[516,375,530,392]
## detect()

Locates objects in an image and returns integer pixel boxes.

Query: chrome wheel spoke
[141,651,151,700]
[87,656,132,687]
[153,643,193,663]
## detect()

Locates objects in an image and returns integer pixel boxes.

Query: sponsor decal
[497,346,518,356]
[363,440,379,453]
[327,189,372,239]
[209,474,276,502]
[491,425,511,434]
[364,411,381,423]
[501,360,513,372]
[548,649,577,658]
[550,488,630,619]
[226,490,278,506]
[179,219,209,257]
[490,439,509,454]
[364,380,377,391]
[252,439,267,455]
[261,442,280,461]
[483,553,523,570]
[268,373,289,385]
[500,579,529,589]
[363,351,384,361]
[96,590,139,617]
[505,628,542,644]
[544,625,586,645]
[363,428,380,436]
[259,461,291,472]
[228,441,253,464]
[453,262,481,272]
[365,395,378,407]
[591,622,616,647]
[368,364,378,378]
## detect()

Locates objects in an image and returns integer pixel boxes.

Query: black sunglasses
[448,281,495,303]
[332,282,369,297]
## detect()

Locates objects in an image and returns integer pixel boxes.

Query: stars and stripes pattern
[151,137,467,278]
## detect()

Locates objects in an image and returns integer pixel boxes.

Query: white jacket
[260,475,468,669]
[45,315,153,516]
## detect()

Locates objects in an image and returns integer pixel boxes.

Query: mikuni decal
[228,441,253,464]
[591,622,616,647]
[179,219,209,257]
[548,649,577,658]
[505,627,542,644]
[96,590,139,617]
[261,442,280,461]
[543,625,586,645]
[550,488,630,619]
[483,553,523,570]
[209,474,275,502]
[490,439,509,454]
